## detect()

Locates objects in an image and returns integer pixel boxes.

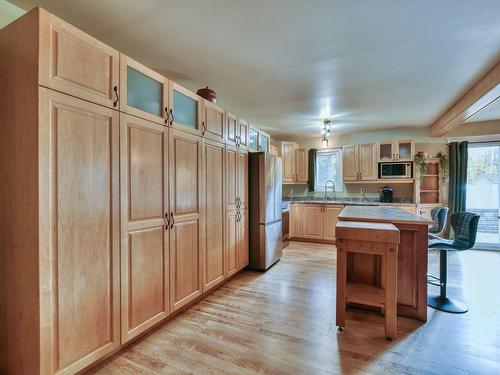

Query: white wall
[0,0,24,29]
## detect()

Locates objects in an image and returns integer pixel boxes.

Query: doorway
[466,142,500,250]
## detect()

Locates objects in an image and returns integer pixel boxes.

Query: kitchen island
[338,206,433,322]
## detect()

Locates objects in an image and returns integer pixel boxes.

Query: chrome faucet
[323,180,336,202]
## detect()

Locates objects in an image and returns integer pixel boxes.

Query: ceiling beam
[429,60,500,137]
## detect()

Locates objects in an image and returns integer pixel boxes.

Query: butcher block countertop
[338,205,432,225]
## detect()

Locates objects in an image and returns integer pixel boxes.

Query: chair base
[427,295,468,314]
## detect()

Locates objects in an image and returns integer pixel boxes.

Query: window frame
[314,148,343,192]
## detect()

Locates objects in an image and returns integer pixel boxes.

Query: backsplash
[282,182,415,203]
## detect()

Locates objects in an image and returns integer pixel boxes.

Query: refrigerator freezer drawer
[249,220,282,270]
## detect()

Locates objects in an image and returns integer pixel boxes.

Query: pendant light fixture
[321,119,331,148]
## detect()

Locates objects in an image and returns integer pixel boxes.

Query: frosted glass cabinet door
[169,82,201,135]
[259,133,270,152]
[120,54,168,125]
[248,128,258,151]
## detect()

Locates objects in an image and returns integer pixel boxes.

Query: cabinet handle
[238,197,241,208]
[170,212,175,229]
[236,135,240,147]
[164,107,170,125]
[165,211,170,229]
[113,86,119,107]
[202,121,207,136]
[169,109,174,126]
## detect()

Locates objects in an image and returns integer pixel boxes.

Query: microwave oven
[379,162,413,179]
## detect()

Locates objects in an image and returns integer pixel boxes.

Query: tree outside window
[315,149,342,192]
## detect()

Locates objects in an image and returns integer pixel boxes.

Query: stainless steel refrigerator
[248,152,282,270]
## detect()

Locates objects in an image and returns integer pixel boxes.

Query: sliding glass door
[466,142,500,250]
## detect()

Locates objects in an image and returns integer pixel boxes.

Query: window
[315,148,342,192]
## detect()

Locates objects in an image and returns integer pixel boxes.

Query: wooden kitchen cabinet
[226,112,238,146]
[323,205,343,241]
[226,146,238,211]
[342,143,377,181]
[295,148,309,182]
[39,8,120,109]
[202,99,225,142]
[302,205,324,240]
[290,203,343,243]
[259,131,270,152]
[120,54,168,124]
[168,81,202,136]
[238,149,249,209]
[378,140,415,162]
[239,118,249,149]
[238,209,249,268]
[279,141,308,183]
[169,129,203,312]
[290,203,303,237]
[248,127,259,151]
[202,139,226,291]
[120,114,169,343]
[40,88,121,374]
[225,210,239,276]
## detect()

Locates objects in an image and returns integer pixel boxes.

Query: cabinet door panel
[120,54,167,124]
[378,142,394,161]
[203,140,225,291]
[359,143,377,180]
[226,112,238,146]
[169,129,202,311]
[238,210,249,269]
[226,146,238,211]
[281,142,296,182]
[397,140,414,161]
[239,119,249,149]
[302,205,323,239]
[39,10,119,108]
[295,148,308,182]
[203,101,225,142]
[248,128,258,151]
[39,88,120,374]
[238,150,249,209]
[323,206,343,241]
[289,204,302,237]
[170,219,202,311]
[120,114,168,343]
[342,145,358,181]
[169,82,201,135]
[225,210,238,276]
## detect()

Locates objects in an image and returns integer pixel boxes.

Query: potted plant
[414,151,428,183]
[436,152,449,184]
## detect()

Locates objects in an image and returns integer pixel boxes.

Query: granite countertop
[283,197,416,207]
[338,206,433,225]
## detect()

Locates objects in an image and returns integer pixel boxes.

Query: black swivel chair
[428,211,480,313]
[429,206,449,238]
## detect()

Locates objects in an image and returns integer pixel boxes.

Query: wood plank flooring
[87,242,500,375]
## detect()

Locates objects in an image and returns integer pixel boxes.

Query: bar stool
[428,211,480,313]
[429,206,449,239]
[336,221,400,339]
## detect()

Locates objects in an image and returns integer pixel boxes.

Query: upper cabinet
[168,81,202,135]
[238,119,249,149]
[378,140,414,162]
[120,54,168,124]
[39,9,120,109]
[202,100,225,142]
[343,143,377,181]
[258,131,270,152]
[278,142,308,184]
[248,127,259,151]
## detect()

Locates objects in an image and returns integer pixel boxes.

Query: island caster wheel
[337,326,344,332]
[386,336,393,341]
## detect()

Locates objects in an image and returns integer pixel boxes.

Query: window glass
[315,149,342,192]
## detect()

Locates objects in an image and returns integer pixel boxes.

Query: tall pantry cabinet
[0,8,248,375]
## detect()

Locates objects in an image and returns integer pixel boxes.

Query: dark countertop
[338,206,432,225]
[283,197,416,207]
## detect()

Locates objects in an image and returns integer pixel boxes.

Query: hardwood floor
[87,242,500,375]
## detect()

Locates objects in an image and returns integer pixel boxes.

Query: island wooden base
[345,223,428,322]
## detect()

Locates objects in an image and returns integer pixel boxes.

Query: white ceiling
[9,0,500,138]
